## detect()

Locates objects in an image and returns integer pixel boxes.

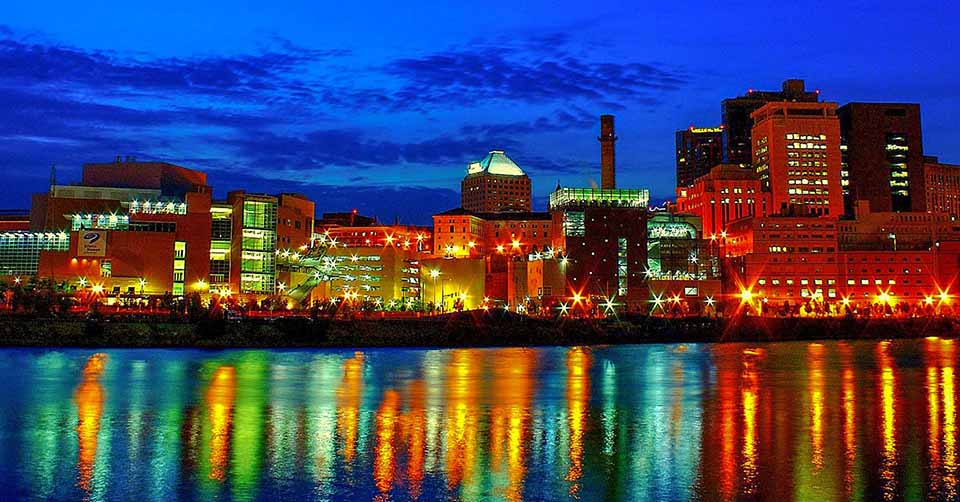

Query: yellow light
[496,244,505,254]
[940,291,951,305]
[277,281,286,293]
[385,234,395,245]
[193,279,208,290]
[138,278,146,287]
[416,233,424,241]
[483,296,490,303]
[670,294,681,304]
[511,239,521,249]
[429,269,440,279]
[842,296,851,306]
[91,284,104,294]
[468,241,476,248]
[572,292,583,305]
[739,289,753,302]
[78,277,88,287]
[458,292,467,301]
[925,296,935,305]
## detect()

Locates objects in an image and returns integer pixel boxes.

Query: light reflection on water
[1,339,959,500]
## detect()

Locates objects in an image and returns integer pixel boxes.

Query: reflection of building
[461,150,531,213]
[924,156,960,217]
[676,126,724,188]
[675,164,770,238]
[838,103,925,213]
[751,101,843,217]
[722,79,820,167]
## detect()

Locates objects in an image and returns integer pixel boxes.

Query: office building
[722,79,820,167]
[924,156,960,217]
[838,103,924,213]
[751,101,843,216]
[460,150,532,213]
[675,125,724,187]
[675,164,770,238]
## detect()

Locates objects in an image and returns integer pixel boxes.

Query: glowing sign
[647,222,696,239]
[79,230,106,257]
[689,126,723,134]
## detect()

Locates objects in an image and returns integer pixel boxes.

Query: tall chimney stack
[599,114,617,189]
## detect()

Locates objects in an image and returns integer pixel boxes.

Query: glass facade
[617,237,628,296]
[173,241,186,296]
[549,188,649,210]
[0,232,70,276]
[887,133,911,211]
[239,200,277,294]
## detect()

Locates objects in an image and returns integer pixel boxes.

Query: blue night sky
[1,0,957,223]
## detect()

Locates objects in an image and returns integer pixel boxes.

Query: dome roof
[467,150,525,176]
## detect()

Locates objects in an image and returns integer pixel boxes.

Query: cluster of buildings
[3,78,960,317]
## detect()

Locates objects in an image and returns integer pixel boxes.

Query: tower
[599,115,617,189]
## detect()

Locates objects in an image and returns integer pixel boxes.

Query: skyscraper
[838,103,924,213]
[722,79,820,167]
[751,101,843,216]
[675,125,724,187]
[460,150,532,213]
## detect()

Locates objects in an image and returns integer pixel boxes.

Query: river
[0,339,956,500]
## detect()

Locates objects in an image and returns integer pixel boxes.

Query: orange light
[511,240,521,250]
[572,292,583,305]
[739,289,753,302]
[496,245,505,254]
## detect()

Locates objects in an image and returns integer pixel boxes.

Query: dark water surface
[0,339,958,501]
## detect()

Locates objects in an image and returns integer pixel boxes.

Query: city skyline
[2,0,958,223]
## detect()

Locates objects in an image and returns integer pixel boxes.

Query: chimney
[599,114,617,189]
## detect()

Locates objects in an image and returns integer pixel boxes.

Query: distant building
[722,79,820,167]
[675,164,770,239]
[924,156,960,217]
[751,101,843,217]
[431,208,553,257]
[460,150,532,213]
[838,103,925,213]
[675,125,724,187]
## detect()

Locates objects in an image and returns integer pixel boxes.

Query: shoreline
[0,313,957,349]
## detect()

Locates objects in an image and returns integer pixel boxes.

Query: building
[722,79,820,167]
[431,208,554,257]
[675,164,770,238]
[645,212,722,314]
[460,150,532,213]
[924,156,960,217]
[276,193,315,249]
[723,206,960,307]
[208,202,232,294]
[838,103,925,213]
[81,157,208,197]
[549,187,649,304]
[751,101,843,217]
[226,191,278,297]
[420,257,486,311]
[675,125,724,187]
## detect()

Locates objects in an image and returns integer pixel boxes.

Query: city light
[496,244,505,253]
[91,283,104,295]
[511,239,521,250]
[602,296,618,314]
[705,296,716,307]
[277,281,286,293]
[78,277,88,287]
[739,289,753,302]
[572,291,583,305]
[558,302,570,316]
[429,269,440,279]
[649,292,665,312]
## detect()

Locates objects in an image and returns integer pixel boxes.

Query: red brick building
[675,164,770,238]
[460,150,532,213]
[751,101,843,217]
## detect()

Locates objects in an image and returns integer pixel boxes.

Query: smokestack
[599,114,617,189]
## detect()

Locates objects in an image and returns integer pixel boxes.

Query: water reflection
[2,340,960,500]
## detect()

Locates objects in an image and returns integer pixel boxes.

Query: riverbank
[0,313,957,348]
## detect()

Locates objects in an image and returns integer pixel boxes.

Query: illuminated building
[838,103,925,213]
[227,191,277,296]
[276,193,315,249]
[675,164,770,238]
[432,208,553,257]
[924,156,960,217]
[675,125,724,187]
[209,203,232,292]
[645,213,721,312]
[722,79,820,167]
[550,188,649,305]
[460,150,532,213]
[316,215,432,253]
[420,257,485,311]
[751,101,843,216]
[723,205,960,304]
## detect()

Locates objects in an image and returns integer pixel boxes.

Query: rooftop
[466,150,526,177]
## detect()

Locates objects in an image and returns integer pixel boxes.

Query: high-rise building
[838,103,924,213]
[227,191,278,296]
[460,150,532,213]
[751,101,843,217]
[675,125,724,187]
[722,79,820,167]
[924,156,960,217]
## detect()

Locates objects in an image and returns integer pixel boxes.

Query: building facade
[751,101,843,217]
[838,103,925,213]
[675,125,724,187]
[460,150,532,213]
[675,164,770,238]
[721,79,820,167]
[924,156,960,217]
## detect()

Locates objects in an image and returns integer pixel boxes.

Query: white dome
[467,150,525,176]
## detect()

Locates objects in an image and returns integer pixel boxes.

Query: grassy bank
[0,313,957,348]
